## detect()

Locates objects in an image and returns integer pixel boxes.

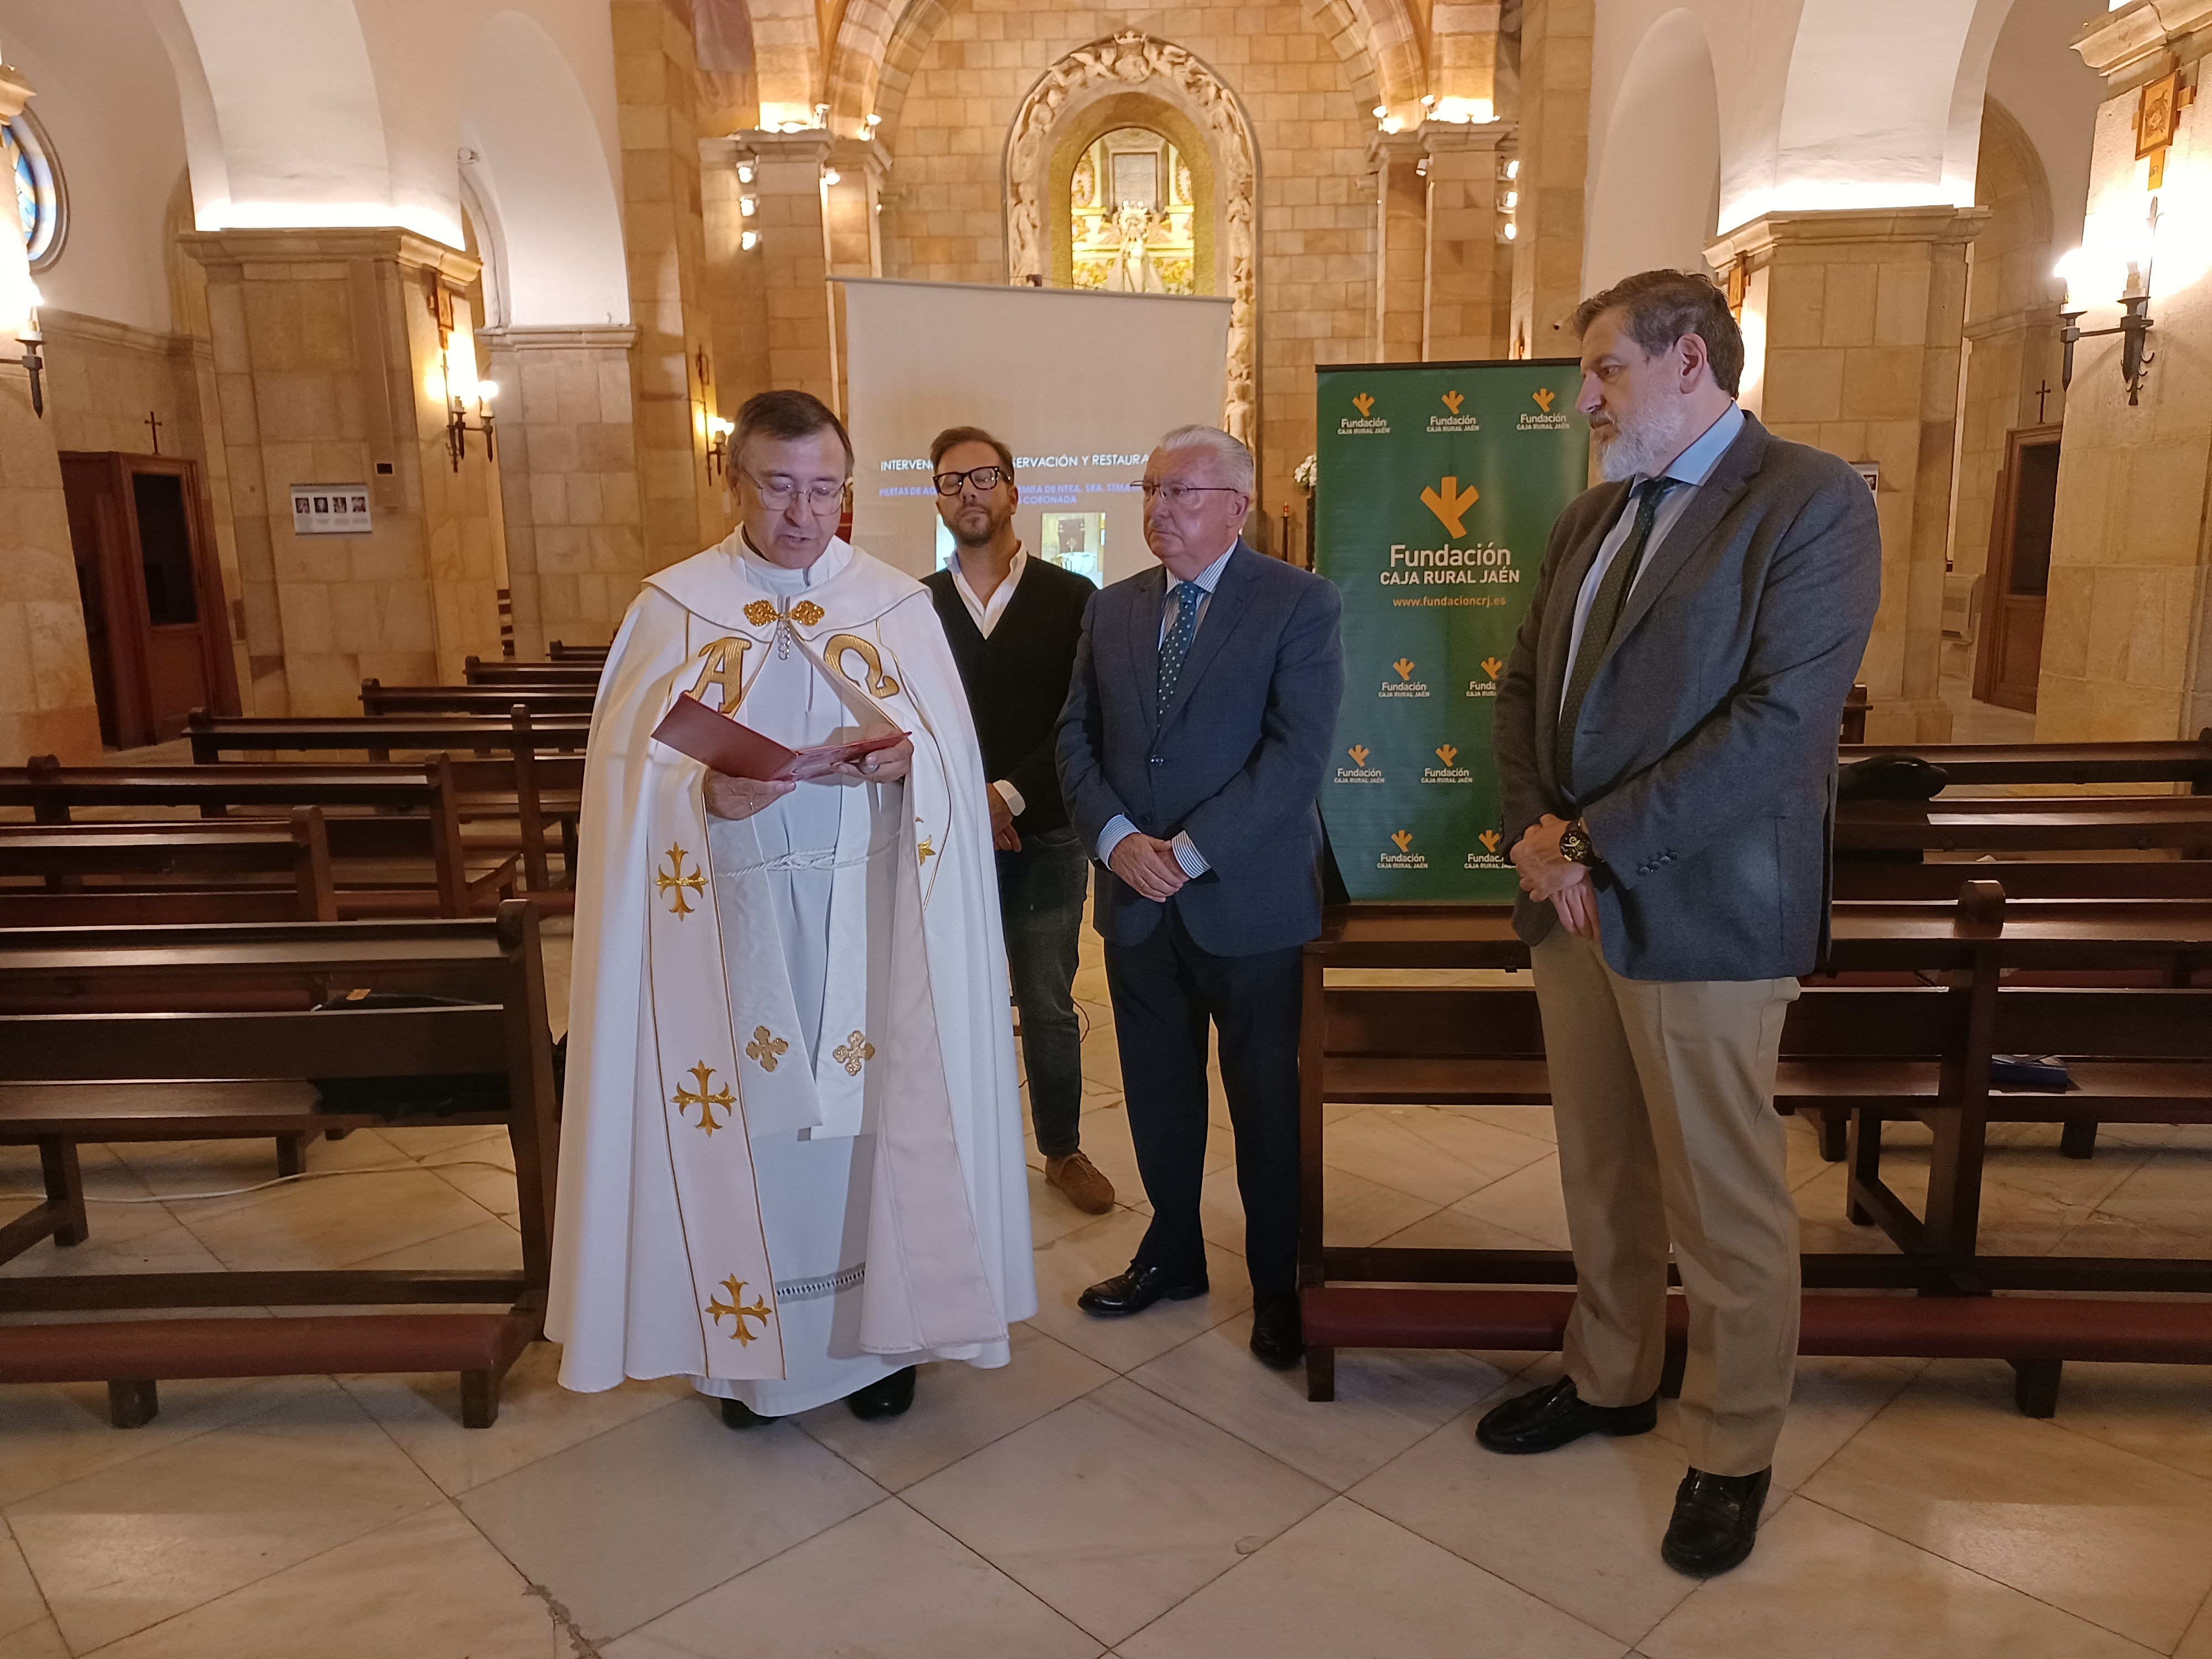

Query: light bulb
[737,162,755,184]
[1503,191,1517,210]
[822,168,841,186]
[740,195,758,216]
[478,379,500,403]
[1503,222,1518,241]
[1505,159,1520,180]
[740,229,759,252]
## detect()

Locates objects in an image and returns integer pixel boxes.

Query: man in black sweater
[923,427,1113,1214]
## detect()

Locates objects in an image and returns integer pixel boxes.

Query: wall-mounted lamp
[740,229,759,253]
[737,159,756,185]
[821,167,842,187]
[13,281,43,419]
[1501,221,1517,242]
[740,195,758,216]
[2057,206,2158,406]
[1501,158,1520,181]
[706,414,735,481]
[446,373,499,471]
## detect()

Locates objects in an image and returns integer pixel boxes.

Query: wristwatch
[1557,818,1598,867]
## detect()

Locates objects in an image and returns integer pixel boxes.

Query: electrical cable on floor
[0,1155,516,1206]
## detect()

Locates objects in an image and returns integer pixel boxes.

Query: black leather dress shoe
[847,1366,917,1421]
[1077,1260,1209,1317]
[1473,1376,1659,1454]
[720,1398,771,1430]
[1661,1466,1771,1577]
[1249,1297,1305,1369]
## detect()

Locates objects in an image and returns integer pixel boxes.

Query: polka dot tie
[1157,581,1206,707]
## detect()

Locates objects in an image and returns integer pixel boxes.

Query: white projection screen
[838,278,1232,583]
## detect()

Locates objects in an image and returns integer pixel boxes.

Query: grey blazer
[1493,412,1881,981]
[1057,543,1345,956]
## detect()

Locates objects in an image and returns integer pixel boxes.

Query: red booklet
[651,693,907,782]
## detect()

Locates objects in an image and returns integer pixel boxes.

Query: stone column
[612,0,728,573]
[182,228,505,713]
[479,325,644,657]
[1422,122,1510,361]
[0,61,101,759]
[2041,7,2212,741]
[1370,132,1428,362]
[1711,206,1985,743]
[1510,0,1593,359]
[752,132,842,405]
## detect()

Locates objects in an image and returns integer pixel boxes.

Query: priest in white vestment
[548,390,1035,1424]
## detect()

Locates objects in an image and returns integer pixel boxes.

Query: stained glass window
[3,112,62,268]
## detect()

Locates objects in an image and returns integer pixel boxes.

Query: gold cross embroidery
[656,844,706,917]
[706,1275,773,1344]
[672,1061,735,1136]
[744,1026,788,1072]
[917,838,936,865]
[833,1031,876,1076]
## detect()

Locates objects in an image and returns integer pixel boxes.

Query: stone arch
[1584,7,1720,290]
[1004,33,1260,442]
[459,11,629,326]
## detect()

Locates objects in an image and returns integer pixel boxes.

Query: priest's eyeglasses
[1138,480,1244,505]
[746,473,851,514]
[933,465,1010,495]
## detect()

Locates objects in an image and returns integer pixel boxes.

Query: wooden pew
[0,810,338,926]
[1839,732,2212,791]
[361,681,596,719]
[0,759,517,919]
[1293,890,2212,1415]
[548,640,607,663]
[1840,683,1868,744]
[1837,794,2212,855]
[463,656,602,687]
[0,903,558,1428]
[1834,859,2212,902]
[186,709,587,898]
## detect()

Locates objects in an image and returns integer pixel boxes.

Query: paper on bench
[650,692,908,782]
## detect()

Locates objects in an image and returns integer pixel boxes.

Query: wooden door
[59,453,239,747]
[1973,422,2062,713]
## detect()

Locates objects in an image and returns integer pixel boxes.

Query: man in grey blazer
[1056,425,1344,1369]
[1483,270,1880,1577]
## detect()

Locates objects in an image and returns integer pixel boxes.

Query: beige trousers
[1531,929,1802,1476]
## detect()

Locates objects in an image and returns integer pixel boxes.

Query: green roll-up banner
[1315,359,1590,901]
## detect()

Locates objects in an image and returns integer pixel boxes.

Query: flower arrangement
[1293,453,1317,491]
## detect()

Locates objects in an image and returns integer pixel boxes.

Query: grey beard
[1593,409,1687,483]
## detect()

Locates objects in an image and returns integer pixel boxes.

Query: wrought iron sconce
[2059,291,2155,405]
[14,299,41,419]
[446,377,499,471]
[705,414,734,481]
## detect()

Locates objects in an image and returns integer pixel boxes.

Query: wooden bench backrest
[360,681,595,718]
[1992,986,2212,1058]
[0,807,337,925]
[187,709,589,763]
[1834,860,2212,902]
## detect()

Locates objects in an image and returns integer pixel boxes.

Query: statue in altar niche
[1107,201,1167,293]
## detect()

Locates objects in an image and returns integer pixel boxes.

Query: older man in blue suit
[1056,425,1344,1369]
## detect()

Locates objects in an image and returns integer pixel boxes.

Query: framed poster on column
[1314,359,1590,901]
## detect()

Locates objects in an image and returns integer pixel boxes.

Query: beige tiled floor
[2,926,2209,1658]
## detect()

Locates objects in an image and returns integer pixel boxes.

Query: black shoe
[1077,1260,1209,1317]
[1661,1467,1772,1577]
[720,1397,771,1430]
[847,1366,917,1421]
[1249,1296,1305,1369]
[1473,1376,1659,1454]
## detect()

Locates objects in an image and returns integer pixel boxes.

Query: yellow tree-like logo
[1441,390,1464,415]
[1348,744,1370,766]
[706,1276,772,1344]
[1481,656,1505,680]
[672,1061,735,1136]
[1352,392,1375,416]
[1435,744,1459,767]
[1391,830,1414,853]
[1532,387,1557,413]
[1421,476,1479,538]
[1479,829,1503,853]
[1393,658,1416,681]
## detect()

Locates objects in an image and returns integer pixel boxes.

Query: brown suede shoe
[1045,1150,1115,1214]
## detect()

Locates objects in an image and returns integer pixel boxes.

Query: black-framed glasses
[933,465,1011,496]
[1138,479,1245,504]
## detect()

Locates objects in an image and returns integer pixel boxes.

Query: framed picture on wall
[2138,70,2179,159]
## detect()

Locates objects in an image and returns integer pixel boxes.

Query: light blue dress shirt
[1098,540,1238,878]
[1561,401,1746,713]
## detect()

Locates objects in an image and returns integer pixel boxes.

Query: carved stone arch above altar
[1004,34,1259,446]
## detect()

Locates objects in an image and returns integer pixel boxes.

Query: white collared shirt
[951,545,1027,640]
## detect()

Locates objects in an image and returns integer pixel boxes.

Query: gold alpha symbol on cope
[1421,476,1479,539]
[1436,744,1459,767]
[672,1061,735,1136]
[1348,744,1370,766]
[656,844,706,917]
[1353,392,1375,417]
[1533,387,1557,413]
[1391,830,1414,853]
[707,1275,773,1344]
[1441,390,1464,415]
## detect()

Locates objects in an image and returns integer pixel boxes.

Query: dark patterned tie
[1157,580,1206,706]
[1555,477,1679,795]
